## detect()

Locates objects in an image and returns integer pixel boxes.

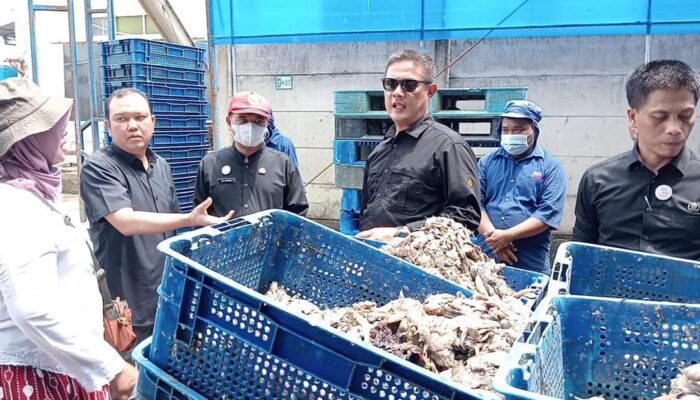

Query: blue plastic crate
[429,87,527,114]
[100,39,204,70]
[333,88,526,116]
[132,338,206,400]
[179,204,194,214]
[102,80,206,101]
[155,114,207,130]
[151,100,209,115]
[154,144,209,161]
[101,63,205,85]
[103,130,208,149]
[101,52,203,70]
[339,209,359,235]
[493,295,700,399]
[151,130,208,147]
[0,65,18,80]
[176,188,194,207]
[341,188,362,213]
[550,242,700,303]
[335,164,365,190]
[334,116,501,148]
[333,138,382,165]
[151,210,518,400]
[169,159,201,177]
[167,155,203,166]
[173,174,197,191]
[100,39,204,60]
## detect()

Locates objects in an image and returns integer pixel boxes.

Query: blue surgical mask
[500,134,530,156]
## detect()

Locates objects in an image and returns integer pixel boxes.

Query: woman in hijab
[0,78,137,399]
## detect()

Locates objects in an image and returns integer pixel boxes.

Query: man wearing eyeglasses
[194,90,308,218]
[473,100,567,274]
[357,50,481,242]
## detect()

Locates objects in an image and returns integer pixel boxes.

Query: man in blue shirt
[266,110,301,174]
[473,100,567,274]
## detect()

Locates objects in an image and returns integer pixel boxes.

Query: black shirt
[360,115,481,231]
[80,144,179,326]
[194,145,308,217]
[574,147,700,261]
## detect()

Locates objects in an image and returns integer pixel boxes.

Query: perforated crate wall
[552,242,700,303]
[494,296,700,400]
[150,211,547,400]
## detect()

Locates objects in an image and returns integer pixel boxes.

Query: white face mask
[232,122,268,147]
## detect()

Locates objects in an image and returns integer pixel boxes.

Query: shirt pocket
[367,170,382,195]
[386,169,425,214]
[516,171,544,200]
[670,210,700,238]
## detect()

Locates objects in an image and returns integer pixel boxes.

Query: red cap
[227,91,271,118]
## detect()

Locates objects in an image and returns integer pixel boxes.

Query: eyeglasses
[231,116,267,127]
[381,78,432,93]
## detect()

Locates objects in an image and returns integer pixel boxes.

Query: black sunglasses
[381,78,432,93]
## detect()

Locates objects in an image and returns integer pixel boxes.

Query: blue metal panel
[209,0,700,44]
[27,0,38,84]
[84,0,101,151]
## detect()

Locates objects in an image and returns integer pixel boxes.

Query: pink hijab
[0,110,70,201]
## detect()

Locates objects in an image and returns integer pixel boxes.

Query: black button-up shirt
[80,144,179,326]
[194,146,308,217]
[360,115,481,231]
[574,147,700,261]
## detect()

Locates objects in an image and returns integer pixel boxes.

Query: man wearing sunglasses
[357,50,481,242]
[473,100,567,274]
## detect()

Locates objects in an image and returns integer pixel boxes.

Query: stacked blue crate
[333,87,528,234]
[99,39,208,213]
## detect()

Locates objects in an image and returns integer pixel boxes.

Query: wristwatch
[394,226,410,238]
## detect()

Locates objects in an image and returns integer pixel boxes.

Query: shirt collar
[110,143,157,170]
[670,146,691,175]
[386,114,433,139]
[231,144,266,164]
[626,146,690,176]
[493,144,545,161]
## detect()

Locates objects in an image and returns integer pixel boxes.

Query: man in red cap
[194,91,308,217]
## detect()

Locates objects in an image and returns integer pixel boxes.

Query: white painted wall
[232,35,700,230]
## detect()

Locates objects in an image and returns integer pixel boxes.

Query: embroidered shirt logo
[247,92,262,105]
[530,171,543,180]
[688,201,700,213]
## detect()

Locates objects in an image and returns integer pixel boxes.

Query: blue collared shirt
[473,145,567,273]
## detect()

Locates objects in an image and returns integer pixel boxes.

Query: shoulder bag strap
[22,187,114,308]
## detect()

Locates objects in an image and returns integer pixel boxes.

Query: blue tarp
[209,0,700,45]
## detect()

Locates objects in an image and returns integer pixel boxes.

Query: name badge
[655,185,672,201]
[217,177,236,184]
